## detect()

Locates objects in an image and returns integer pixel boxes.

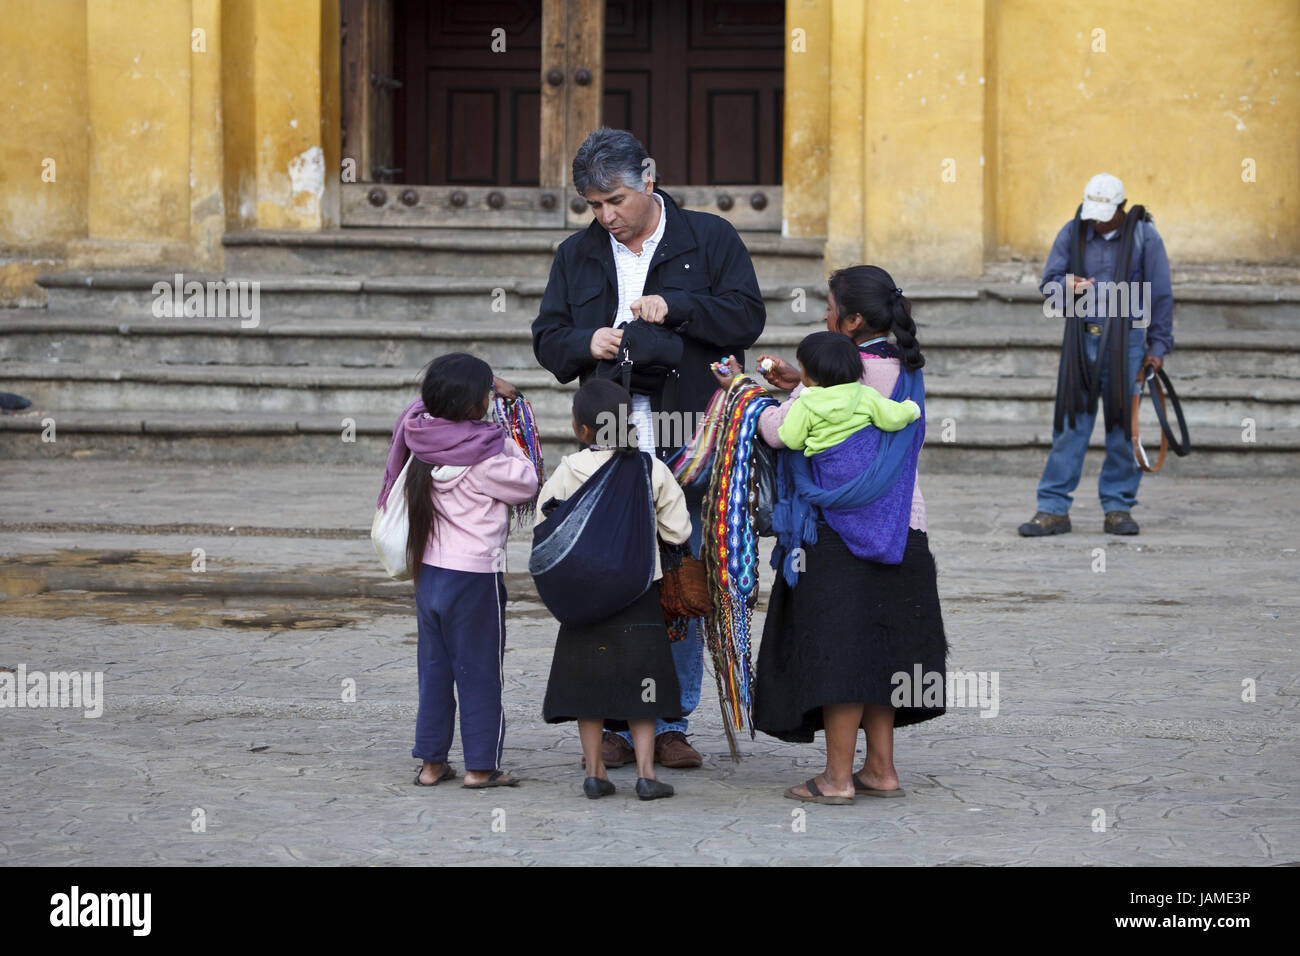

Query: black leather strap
[1149,366,1191,457]
[1132,364,1192,472]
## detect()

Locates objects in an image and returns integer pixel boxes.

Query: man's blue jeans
[614,486,704,743]
[1037,328,1147,515]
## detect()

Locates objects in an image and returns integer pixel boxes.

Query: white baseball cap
[1081,173,1125,221]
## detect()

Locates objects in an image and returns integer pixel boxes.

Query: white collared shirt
[608,193,666,454]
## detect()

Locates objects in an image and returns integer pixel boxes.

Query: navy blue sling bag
[529,451,657,628]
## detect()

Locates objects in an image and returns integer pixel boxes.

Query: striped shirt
[609,192,667,454]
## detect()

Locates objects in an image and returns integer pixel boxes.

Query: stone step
[36,270,831,323]
[2,410,1292,476]
[222,228,827,284]
[5,360,1297,429]
[920,283,1300,330]
[34,270,1300,330]
[5,313,1300,379]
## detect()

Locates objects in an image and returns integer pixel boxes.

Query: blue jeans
[1037,329,1147,515]
[614,487,704,742]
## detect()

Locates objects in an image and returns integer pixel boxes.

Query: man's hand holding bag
[593,319,683,395]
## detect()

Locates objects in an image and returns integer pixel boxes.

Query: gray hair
[572,127,651,196]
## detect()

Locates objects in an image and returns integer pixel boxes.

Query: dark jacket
[531,187,766,459]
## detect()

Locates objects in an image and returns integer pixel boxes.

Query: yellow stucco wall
[824,0,867,268]
[191,0,227,268]
[0,0,337,303]
[861,0,990,277]
[86,0,193,248]
[222,0,334,232]
[320,0,340,230]
[220,0,257,231]
[782,0,831,240]
[0,0,88,247]
[0,0,88,302]
[784,0,1299,275]
[0,0,1295,305]
[995,0,1300,261]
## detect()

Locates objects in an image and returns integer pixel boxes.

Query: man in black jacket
[532,127,766,769]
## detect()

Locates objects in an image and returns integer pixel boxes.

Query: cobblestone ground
[1,460,1296,866]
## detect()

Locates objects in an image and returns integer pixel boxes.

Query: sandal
[853,775,906,798]
[462,769,521,790]
[783,777,853,806]
[413,763,456,787]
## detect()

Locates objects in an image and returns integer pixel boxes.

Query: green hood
[778,380,920,456]
[797,382,875,424]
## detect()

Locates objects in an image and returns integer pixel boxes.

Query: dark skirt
[542,584,682,729]
[753,524,948,743]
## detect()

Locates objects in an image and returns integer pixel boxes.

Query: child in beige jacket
[535,379,692,802]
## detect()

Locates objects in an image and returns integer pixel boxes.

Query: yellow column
[190,0,226,269]
[862,0,989,278]
[319,0,341,229]
[782,0,831,239]
[0,0,88,302]
[222,0,331,232]
[824,0,866,270]
[81,0,193,266]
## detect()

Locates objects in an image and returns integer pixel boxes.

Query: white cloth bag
[371,455,414,581]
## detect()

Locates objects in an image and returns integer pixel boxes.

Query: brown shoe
[1104,511,1140,535]
[654,731,703,769]
[1017,511,1071,537]
[599,731,635,768]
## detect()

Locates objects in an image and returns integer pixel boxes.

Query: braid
[890,295,925,370]
[828,264,925,369]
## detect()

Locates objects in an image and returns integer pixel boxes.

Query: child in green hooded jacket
[777,331,920,456]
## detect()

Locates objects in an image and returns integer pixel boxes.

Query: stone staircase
[2,228,1298,475]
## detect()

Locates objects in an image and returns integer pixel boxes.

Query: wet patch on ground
[1,548,419,601]
[0,590,400,630]
[0,549,564,628]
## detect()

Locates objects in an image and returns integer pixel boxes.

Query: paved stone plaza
[1,459,1296,866]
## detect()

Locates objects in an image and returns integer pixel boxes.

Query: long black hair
[827,265,925,370]
[572,379,639,458]
[405,353,495,583]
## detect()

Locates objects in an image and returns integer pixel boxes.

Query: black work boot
[1104,511,1140,535]
[1018,511,1072,537]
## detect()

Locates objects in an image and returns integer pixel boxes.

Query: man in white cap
[1019,172,1174,537]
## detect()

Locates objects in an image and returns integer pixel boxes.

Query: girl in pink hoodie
[377,353,539,789]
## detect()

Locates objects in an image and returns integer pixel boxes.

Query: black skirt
[542,584,682,729]
[753,524,948,743]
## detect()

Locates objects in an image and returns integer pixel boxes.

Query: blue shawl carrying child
[771,366,925,585]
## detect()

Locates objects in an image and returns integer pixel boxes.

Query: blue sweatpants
[411,564,508,771]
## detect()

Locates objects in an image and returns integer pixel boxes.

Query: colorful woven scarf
[493,392,545,530]
[699,379,777,759]
[667,387,727,488]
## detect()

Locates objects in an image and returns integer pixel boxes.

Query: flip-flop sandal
[462,770,521,790]
[854,775,905,798]
[413,764,456,787]
[783,777,853,806]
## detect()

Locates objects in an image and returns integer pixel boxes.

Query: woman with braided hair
[716,264,948,804]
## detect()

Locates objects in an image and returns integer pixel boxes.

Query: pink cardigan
[757,354,927,532]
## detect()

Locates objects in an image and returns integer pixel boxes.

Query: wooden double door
[342,0,784,229]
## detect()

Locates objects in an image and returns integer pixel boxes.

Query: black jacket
[531,188,766,459]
